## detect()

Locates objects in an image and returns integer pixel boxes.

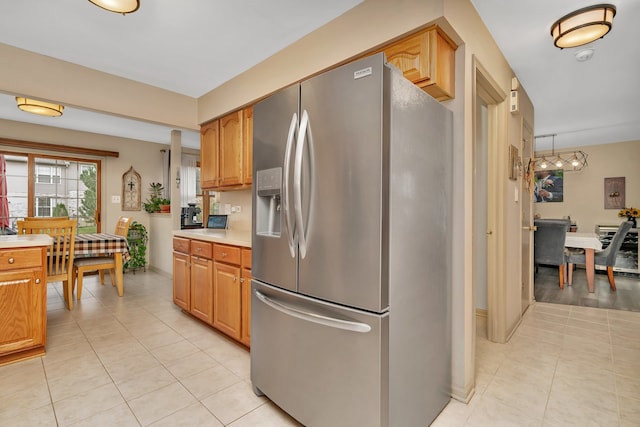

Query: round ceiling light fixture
[88,0,140,15]
[551,4,616,49]
[15,97,64,117]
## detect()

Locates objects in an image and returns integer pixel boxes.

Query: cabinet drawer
[0,248,42,271]
[242,248,252,270]
[191,240,213,259]
[214,244,241,265]
[173,237,190,254]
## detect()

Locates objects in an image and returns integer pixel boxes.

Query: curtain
[180,154,199,206]
[162,149,171,200]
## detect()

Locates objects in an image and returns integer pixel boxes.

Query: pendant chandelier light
[533,134,588,171]
[88,0,140,15]
[551,4,616,49]
[15,97,64,117]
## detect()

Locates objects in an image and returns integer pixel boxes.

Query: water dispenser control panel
[256,168,282,237]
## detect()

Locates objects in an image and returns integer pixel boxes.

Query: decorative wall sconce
[175,168,181,188]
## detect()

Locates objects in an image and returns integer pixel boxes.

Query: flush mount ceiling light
[88,0,140,15]
[533,134,588,171]
[15,97,64,117]
[551,4,616,49]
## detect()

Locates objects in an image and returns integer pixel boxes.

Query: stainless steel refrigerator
[251,53,452,427]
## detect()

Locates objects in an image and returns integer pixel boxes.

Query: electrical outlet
[112,195,121,203]
[231,205,242,213]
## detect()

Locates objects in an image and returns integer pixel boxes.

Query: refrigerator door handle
[255,291,372,333]
[294,109,313,259]
[283,112,298,258]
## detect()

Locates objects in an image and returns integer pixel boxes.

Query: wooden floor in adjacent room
[534,265,640,312]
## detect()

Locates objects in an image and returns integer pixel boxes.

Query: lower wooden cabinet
[213,262,242,339]
[240,267,252,346]
[0,245,48,366]
[191,256,213,324]
[172,250,190,311]
[172,237,251,347]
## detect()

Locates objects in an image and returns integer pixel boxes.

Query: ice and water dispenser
[256,167,282,237]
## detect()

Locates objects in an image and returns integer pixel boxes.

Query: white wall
[218,189,252,232]
[534,140,640,232]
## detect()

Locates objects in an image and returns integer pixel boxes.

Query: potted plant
[158,198,171,213]
[143,182,169,213]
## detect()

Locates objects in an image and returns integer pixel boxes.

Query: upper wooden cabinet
[378,25,457,101]
[243,106,253,185]
[200,120,219,189]
[200,107,253,190]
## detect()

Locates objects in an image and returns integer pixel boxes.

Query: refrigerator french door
[251,53,452,427]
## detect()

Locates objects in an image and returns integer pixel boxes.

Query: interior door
[521,120,534,311]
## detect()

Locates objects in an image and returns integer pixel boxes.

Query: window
[35,165,62,184]
[36,197,52,217]
[0,152,101,234]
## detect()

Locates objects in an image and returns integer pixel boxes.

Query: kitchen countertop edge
[172,229,251,248]
[0,235,54,249]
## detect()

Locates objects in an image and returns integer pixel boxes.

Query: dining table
[74,233,130,297]
[565,232,602,293]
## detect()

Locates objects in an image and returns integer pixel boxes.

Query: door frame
[521,119,535,311]
[473,59,508,343]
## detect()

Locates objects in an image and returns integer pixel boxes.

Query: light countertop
[172,229,251,248]
[0,234,53,249]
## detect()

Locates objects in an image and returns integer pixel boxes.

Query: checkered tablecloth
[74,233,130,262]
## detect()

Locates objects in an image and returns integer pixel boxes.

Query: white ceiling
[0,0,362,149]
[1,1,637,153]
[471,0,640,151]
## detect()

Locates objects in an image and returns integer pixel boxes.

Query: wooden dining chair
[17,218,77,310]
[73,216,132,300]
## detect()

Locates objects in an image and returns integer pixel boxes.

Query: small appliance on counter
[207,214,228,229]
[180,203,202,229]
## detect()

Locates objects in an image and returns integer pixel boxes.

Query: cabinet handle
[240,278,245,283]
[222,252,227,257]
[8,257,14,264]
[35,278,41,284]
[195,247,201,252]
[233,276,237,282]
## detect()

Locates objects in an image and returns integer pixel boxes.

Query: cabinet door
[191,257,213,323]
[243,106,253,185]
[240,267,252,346]
[219,111,243,187]
[213,262,242,339]
[173,252,190,311]
[0,269,45,355]
[201,120,219,188]
[383,26,455,101]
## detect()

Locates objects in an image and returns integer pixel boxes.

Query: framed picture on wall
[508,145,519,180]
[534,169,563,202]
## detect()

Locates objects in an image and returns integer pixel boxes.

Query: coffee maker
[180,203,202,229]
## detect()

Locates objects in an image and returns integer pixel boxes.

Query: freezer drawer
[251,280,389,427]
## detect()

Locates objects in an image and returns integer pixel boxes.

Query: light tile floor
[2,271,639,426]
[432,303,640,427]
[0,271,301,427]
